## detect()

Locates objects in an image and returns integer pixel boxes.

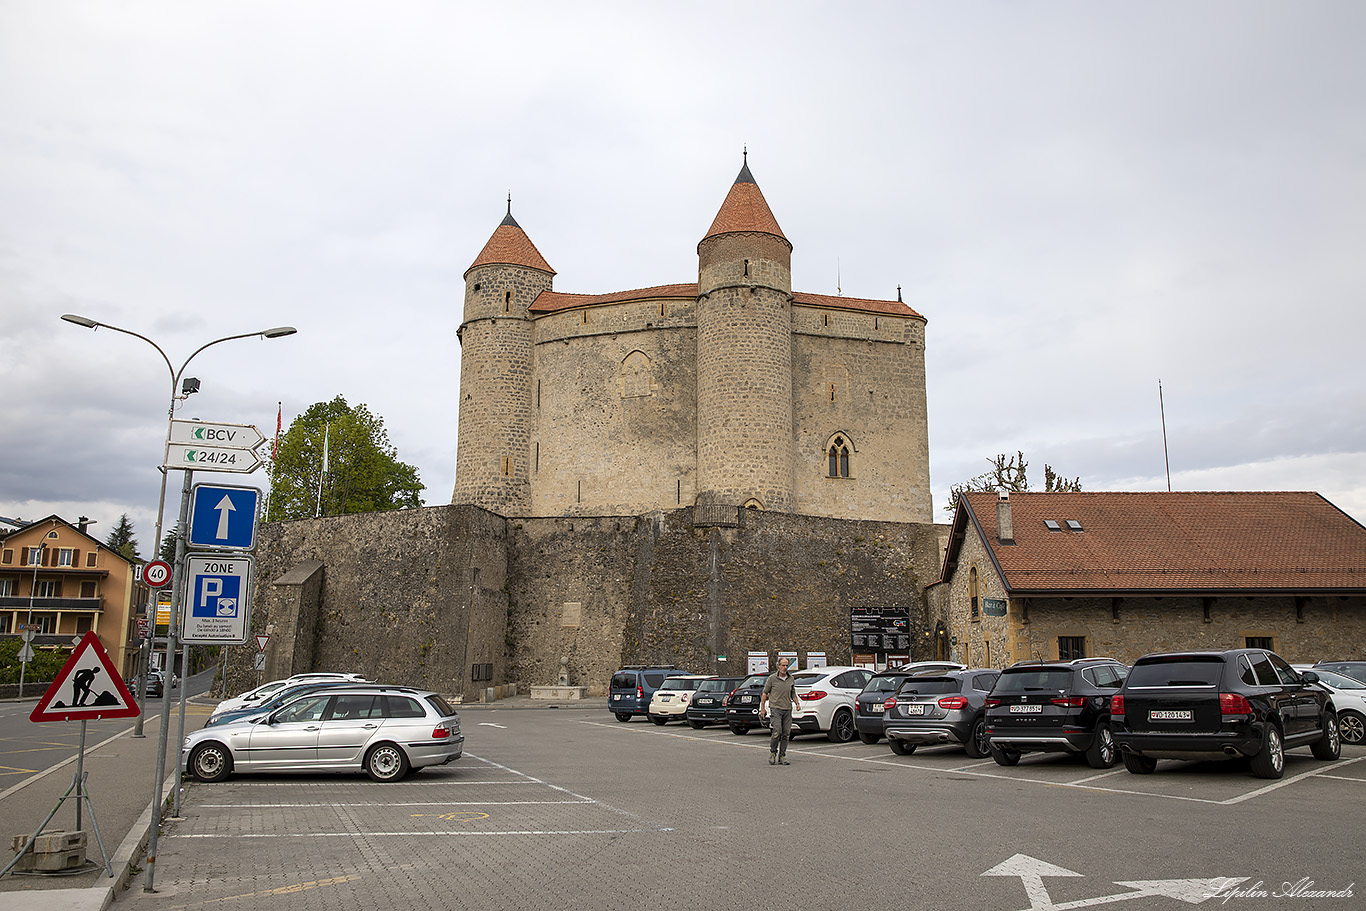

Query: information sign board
[181,554,255,644]
[850,607,912,652]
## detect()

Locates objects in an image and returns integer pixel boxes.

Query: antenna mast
[1159,379,1172,491]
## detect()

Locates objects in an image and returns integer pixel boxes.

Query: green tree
[944,451,1082,514]
[159,522,182,562]
[266,396,423,521]
[104,513,140,561]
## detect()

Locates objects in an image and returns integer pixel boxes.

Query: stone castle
[234,159,945,700]
[452,157,933,524]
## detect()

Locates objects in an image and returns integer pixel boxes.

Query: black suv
[686,676,745,729]
[984,658,1128,769]
[723,674,770,734]
[854,662,967,744]
[883,668,1001,757]
[1112,648,1341,779]
[608,666,690,722]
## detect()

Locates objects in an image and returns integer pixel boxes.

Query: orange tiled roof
[528,283,922,319]
[955,491,1366,594]
[701,162,788,244]
[466,213,555,277]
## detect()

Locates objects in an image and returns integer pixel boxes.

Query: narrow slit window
[501,456,513,478]
[504,291,512,312]
[829,383,837,403]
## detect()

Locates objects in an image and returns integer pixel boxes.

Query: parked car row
[613,649,1356,780]
[184,674,460,784]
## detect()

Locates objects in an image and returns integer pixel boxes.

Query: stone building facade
[451,158,932,525]
[930,491,1366,668]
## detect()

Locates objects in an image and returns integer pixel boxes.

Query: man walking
[760,657,800,765]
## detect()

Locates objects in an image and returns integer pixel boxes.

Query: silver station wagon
[183,686,464,783]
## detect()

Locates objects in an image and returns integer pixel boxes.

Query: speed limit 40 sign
[143,560,172,588]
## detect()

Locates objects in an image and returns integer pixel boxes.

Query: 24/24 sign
[181,555,254,644]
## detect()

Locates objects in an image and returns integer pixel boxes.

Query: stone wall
[227,504,946,700]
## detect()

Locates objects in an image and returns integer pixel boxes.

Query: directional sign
[164,442,264,474]
[31,631,140,722]
[143,559,172,587]
[189,483,260,551]
[181,554,254,644]
[170,419,266,450]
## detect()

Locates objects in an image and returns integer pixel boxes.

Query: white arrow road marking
[1021,877,1250,910]
[214,495,236,539]
[478,722,507,728]
[983,854,1084,909]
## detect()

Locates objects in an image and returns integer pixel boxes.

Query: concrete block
[9,830,87,872]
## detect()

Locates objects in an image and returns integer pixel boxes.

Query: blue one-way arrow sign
[188,483,260,551]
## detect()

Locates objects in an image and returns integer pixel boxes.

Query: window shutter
[1,548,11,564]
[72,548,81,566]
[20,547,29,565]
[43,547,52,566]
[81,580,96,598]
[86,551,97,567]
[54,580,63,597]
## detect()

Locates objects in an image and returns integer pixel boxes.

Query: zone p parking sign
[182,555,254,644]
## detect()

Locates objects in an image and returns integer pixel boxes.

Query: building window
[827,436,850,478]
[80,580,96,598]
[1246,636,1274,650]
[86,551,97,567]
[35,580,58,598]
[25,548,43,566]
[1059,636,1086,661]
[1,549,11,564]
[743,498,763,510]
[969,567,979,620]
[57,548,75,567]
[0,579,12,596]
[76,617,93,634]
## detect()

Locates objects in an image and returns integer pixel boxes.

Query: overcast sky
[3,1,1364,553]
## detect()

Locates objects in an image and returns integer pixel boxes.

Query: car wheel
[857,732,881,745]
[614,713,632,723]
[1338,710,1366,745]
[649,715,667,726]
[827,709,856,743]
[1122,752,1157,774]
[1085,722,1117,769]
[1250,723,1285,779]
[991,745,1021,767]
[964,716,989,759]
[189,743,232,783]
[1311,710,1341,760]
[365,743,410,782]
[729,723,749,735]
[687,719,705,730]
[888,738,917,756]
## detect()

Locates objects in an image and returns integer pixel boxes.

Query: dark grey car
[883,669,1000,757]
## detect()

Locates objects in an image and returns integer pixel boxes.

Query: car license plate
[1010,704,1043,714]
[659,695,673,702]
[612,694,621,701]
[906,704,926,715]
[697,698,714,706]
[1149,710,1193,721]
[740,695,754,704]
[867,704,883,714]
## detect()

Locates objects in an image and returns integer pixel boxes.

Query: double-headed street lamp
[60,314,296,736]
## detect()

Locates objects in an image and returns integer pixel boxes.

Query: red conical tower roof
[701,157,789,245]
[466,202,555,278]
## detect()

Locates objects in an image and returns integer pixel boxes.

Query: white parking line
[176,828,674,838]
[583,719,1366,807]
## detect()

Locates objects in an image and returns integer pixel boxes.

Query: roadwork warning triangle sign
[30,631,141,722]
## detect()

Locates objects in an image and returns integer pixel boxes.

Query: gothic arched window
[827,435,851,478]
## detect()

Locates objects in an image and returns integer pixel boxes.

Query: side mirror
[1300,670,1319,684]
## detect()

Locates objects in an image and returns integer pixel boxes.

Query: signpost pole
[145,468,191,894]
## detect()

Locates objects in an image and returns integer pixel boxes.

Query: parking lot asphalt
[78,698,1366,911]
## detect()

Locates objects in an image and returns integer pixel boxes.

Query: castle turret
[451,202,554,514]
[695,157,795,512]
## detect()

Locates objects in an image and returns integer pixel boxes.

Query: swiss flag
[30,631,141,722]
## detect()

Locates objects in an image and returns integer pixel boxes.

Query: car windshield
[792,674,825,688]
[1127,658,1224,687]
[1312,669,1366,689]
[610,674,636,690]
[739,675,767,688]
[658,678,699,691]
[897,677,960,695]
[865,675,907,693]
[994,669,1075,693]
[426,694,458,716]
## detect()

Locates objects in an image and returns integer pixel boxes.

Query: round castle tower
[695,158,795,511]
[451,203,554,515]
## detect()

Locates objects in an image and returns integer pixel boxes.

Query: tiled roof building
[930,491,1366,667]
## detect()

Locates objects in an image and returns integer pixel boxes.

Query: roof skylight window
[1043,520,1062,532]
[1066,519,1083,532]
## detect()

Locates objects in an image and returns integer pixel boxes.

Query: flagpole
[265,402,281,522]
[315,422,329,518]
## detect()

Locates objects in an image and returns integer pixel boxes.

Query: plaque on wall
[983,598,1007,618]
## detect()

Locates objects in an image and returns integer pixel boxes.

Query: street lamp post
[60,315,295,735]
[61,314,294,894]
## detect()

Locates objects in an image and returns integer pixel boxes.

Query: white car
[215,673,369,715]
[1296,665,1366,745]
[786,666,875,743]
[647,675,711,725]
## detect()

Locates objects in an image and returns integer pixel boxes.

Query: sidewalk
[0,680,215,911]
